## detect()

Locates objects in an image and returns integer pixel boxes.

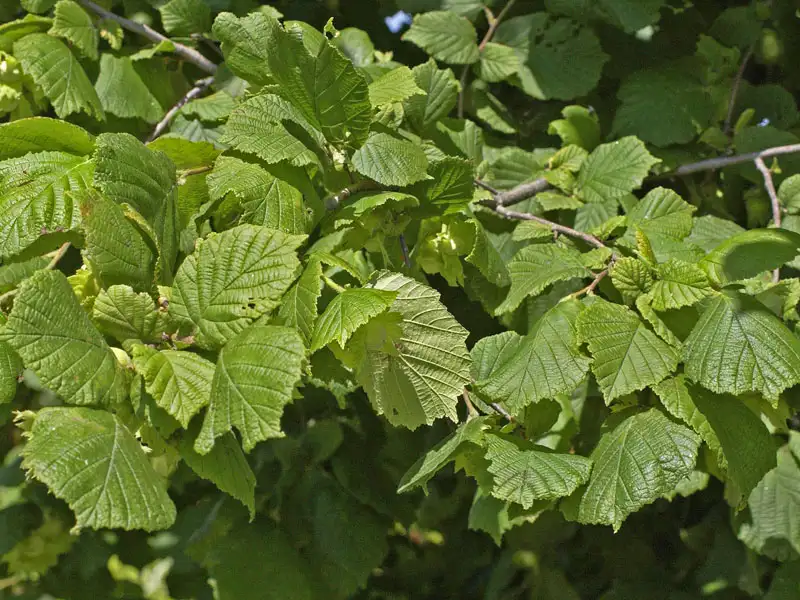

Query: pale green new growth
[22,407,176,531]
[311,288,397,352]
[132,346,215,428]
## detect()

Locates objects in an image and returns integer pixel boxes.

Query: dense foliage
[1,0,800,598]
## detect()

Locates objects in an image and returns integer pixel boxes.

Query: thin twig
[178,165,214,179]
[657,143,800,178]
[147,76,215,142]
[324,180,379,210]
[457,65,469,119]
[399,234,411,268]
[474,178,500,195]
[478,177,550,208]
[755,156,782,282]
[0,242,72,309]
[490,402,514,422]
[492,205,607,249]
[724,44,754,135]
[478,0,517,51]
[570,269,609,298]
[462,389,478,418]
[78,0,217,74]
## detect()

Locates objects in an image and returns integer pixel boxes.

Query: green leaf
[13,34,103,120]
[158,0,210,36]
[93,133,179,284]
[738,433,800,559]
[332,27,374,67]
[170,225,304,350]
[416,157,474,210]
[351,272,471,430]
[648,260,713,311]
[212,12,273,85]
[495,244,591,315]
[612,67,715,146]
[465,218,510,287]
[494,13,607,100]
[275,258,322,346]
[91,285,164,344]
[0,16,52,52]
[479,300,591,413]
[397,416,489,493]
[181,91,235,122]
[78,188,156,292]
[699,229,800,286]
[0,151,92,259]
[49,0,97,60]
[132,345,214,428]
[654,376,777,503]
[0,341,22,404]
[684,292,800,401]
[351,133,430,186]
[686,381,775,500]
[21,407,176,531]
[1,270,126,406]
[195,325,305,454]
[0,118,94,160]
[476,42,520,83]
[0,256,48,294]
[207,155,309,234]
[687,215,746,253]
[21,0,55,13]
[577,298,679,403]
[576,409,700,531]
[577,137,660,204]
[94,55,163,124]
[485,434,592,507]
[470,330,523,382]
[402,11,479,65]
[626,187,695,239]
[610,257,653,304]
[311,288,397,352]
[403,58,459,130]
[368,66,425,107]
[219,94,325,168]
[653,376,722,464]
[178,428,256,518]
[547,105,601,151]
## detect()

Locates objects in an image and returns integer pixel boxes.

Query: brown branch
[324,180,379,210]
[78,0,217,74]
[0,243,71,310]
[570,269,609,298]
[147,76,214,143]
[657,143,800,179]
[724,44,754,135]
[462,389,478,418]
[491,204,607,249]
[755,156,782,282]
[479,0,517,51]
[478,143,800,209]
